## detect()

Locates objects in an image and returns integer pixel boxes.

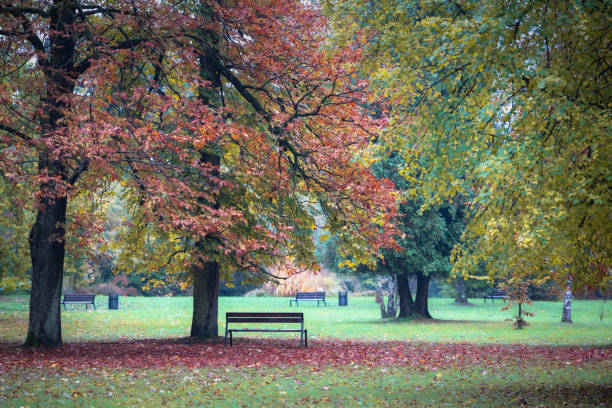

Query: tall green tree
[372,155,465,318]
[325,0,611,294]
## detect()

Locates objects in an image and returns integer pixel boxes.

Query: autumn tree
[0,0,200,347]
[325,0,611,303]
[98,0,402,339]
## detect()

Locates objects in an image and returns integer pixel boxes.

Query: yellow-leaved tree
[325,0,611,321]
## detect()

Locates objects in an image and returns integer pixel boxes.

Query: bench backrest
[295,292,325,300]
[490,290,507,296]
[63,294,95,302]
[226,312,303,323]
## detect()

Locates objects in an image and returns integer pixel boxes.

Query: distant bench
[290,291,326,307]
[224,312,307,347]
[483,289,508,302]
[62,294,96,310]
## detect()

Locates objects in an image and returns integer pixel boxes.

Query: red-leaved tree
[1,0,400,347]
[110,0,402,339]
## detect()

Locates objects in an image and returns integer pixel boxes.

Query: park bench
[61,294,96,310]
[289,291,326,307]
[224,312,307,347]
[483,289,508,302]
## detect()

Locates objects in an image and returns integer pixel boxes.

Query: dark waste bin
[109,294,119,310]
[338,291,348,306]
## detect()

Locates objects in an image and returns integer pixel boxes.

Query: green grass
[1,295,611,406]
[1,364,610,407]
[1,295,611,345]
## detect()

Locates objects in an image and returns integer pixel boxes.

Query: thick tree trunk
[25,1,78,348]
[397,274,415,318]
[189,0,224,340]
[190,260,220,339]
[454,277,470,305]
[414,273,432,319]
[387,275,397,318]
[24,195,68,347]
[562,278,572,323]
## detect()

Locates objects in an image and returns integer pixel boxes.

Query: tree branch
[0,5,50,17]
[0,123,33,143]
[67,159,89,185]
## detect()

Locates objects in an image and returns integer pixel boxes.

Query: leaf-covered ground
[1,338,610,371]
[2,296,611,406]
[0,339,610,407]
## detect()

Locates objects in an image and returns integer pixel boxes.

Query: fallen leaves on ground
[0,338,609,371]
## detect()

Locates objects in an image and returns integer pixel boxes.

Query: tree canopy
[325,0,611,290]
[0,0,400,346]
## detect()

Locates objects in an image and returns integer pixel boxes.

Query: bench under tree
[289,291,326,307]
[224,312,307,347]
[483,289,508,302]
[61,294,96,310]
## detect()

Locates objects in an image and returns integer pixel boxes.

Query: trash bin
[338,291,348,306]
[109,294,119,310]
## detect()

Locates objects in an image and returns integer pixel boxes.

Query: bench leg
[230,331,233,347]
[305,330,307,348]
[93,302,96,310]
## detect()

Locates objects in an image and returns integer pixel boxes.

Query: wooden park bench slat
[483,289,508,303]
[228,312,303,317]
[62,294,96,310]
[289,291,326,307]
[225,317,304,323]
[224,312,307,347]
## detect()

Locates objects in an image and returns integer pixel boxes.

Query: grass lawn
[2,364,610,407]
[1,295,611,407]
[1,295,611,345]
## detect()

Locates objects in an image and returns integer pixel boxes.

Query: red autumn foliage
[0,339,609,372]
[1,0,400,346]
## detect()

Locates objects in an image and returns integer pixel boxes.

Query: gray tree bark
[190,260,220,338]
[562,278,572,323]
[25,1,79,348]
[414,273,432,319]
[375,277,388,318]
[387,275,397,318]
[397,274,415,318]
[190,0,223,340]
[454,277,470,305]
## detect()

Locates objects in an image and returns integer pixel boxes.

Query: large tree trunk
[454,276,470,305]
[397,274,415,318]
[190,260,220,338]
[414,273,432,319]
[25,1,78,348]
[387,275,397,318]
[190,0,224,340]
[24,194,68,347]
[562,278,572,323]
